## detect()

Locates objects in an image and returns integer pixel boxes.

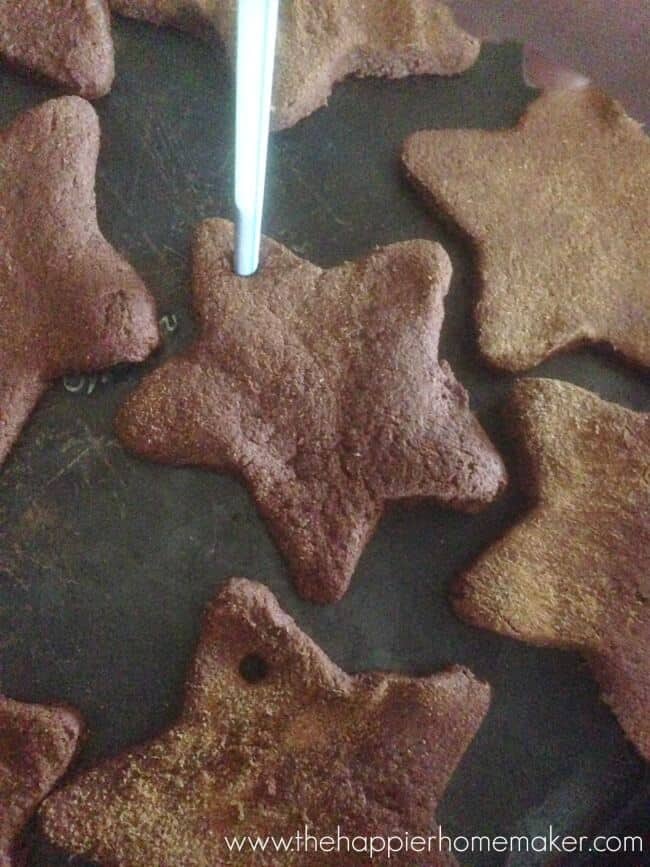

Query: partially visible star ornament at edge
[403,88,650,372]
[0,695,83,867]
[452,378,650,759]
[0,0,114,98]
[116,219,507,604]
[109,0,479,129]
[0,96,160,468]
[41,577,490,866]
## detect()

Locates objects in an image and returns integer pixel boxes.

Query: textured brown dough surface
[453,378,650,759]
[0,0,114,97]
[41,578,490,866]
[116,219,506,603]
[0,96,160,468]
[108,0,479,129]
[0,696,82,867]
[402,88,650,372]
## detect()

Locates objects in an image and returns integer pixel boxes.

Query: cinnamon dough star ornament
[0,0,114,98]
[1,695,82,867]
[0,96,160,467]
[403,88,650,372]
[109,0,480,129]
[41,578,490,867]
[453,378,650,759]
[116,219,507,604]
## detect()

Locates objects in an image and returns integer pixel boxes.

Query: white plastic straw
[234,0,280,276]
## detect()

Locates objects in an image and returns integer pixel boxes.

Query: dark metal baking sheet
[0,18,648,867]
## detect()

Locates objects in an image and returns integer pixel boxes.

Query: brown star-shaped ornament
[0,96,160,467]
[0,695,83,867]
[403,88,650,372]
[41,578,490,866]
[109,0,479,129]
[452,378,649,759]
[0,0,114,98]
[116,219,507,603]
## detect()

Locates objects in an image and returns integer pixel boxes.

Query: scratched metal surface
[0,19,648,867]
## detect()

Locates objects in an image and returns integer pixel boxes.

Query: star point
[0,0,114,98]
[0,695,83,867]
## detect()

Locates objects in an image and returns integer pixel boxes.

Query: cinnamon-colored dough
[109,0,479,129]
[0,97,160,467]
[403,89,650,372]
[42,578,490,866]
[453,378,649,759]
[116,219,506,603]
[0,0,114,97]
[0,696,82,867]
